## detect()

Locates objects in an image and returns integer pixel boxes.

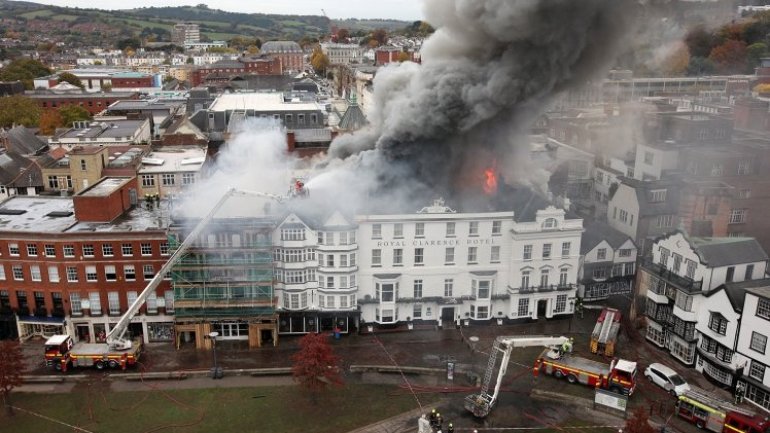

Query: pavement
[17,296,739,433]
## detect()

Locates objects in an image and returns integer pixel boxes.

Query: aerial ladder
[106,187,288,351]
[464,336,569,418]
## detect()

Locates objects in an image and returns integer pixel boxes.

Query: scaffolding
[169,218,278,349]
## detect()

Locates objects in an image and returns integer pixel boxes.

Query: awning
[17,315,65,325]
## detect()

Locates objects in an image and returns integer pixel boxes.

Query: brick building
[28,91,140,115]
[190,56,283,87]
[260,41,304,72]
[0,177,173,343]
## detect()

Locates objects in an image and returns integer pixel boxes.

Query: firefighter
[735,382,745,404]
[429,408,437,425]
[435,412,443,430]
[447,421,454,433]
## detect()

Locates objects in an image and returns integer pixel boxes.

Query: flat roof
[57,120,145,140]
[78,177,131,197]
[0,196,77,232]
[137,147,207,174]
[0,195,170,234]
[107,100,182,111]
[27,92,137,100]
[209,92,322,112]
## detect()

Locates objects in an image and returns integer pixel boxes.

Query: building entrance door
[537,299,548,319]
[441,307,455,326]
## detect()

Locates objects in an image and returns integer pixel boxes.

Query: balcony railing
[641,258,702,293]
[511,283,576,294]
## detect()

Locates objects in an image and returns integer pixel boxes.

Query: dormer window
[542,218,557,229]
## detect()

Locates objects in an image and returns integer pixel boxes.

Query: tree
[623,406,656,433]
[58,105,91,127]
[685,26,715,59]
[372,28,388,46]
[57,72,83,89]
[336,28,350,42]
[661,43,690,76]
[117,37,141,51]
[396,51,412,62]
[39,110,63,135]
[0,95,41,128]
[310,48,330,75]
[0,340,24,416]
[0,58,52,90]
[291,332,342,396]
[709,39,748,73]
[747,42,768,70]
[686,56,716,76]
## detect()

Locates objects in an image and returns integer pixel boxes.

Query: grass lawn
[1,384,433,433]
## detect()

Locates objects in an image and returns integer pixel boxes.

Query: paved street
[18,298,737,432]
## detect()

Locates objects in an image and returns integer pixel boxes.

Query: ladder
[684,387,755,417]
[598,309,616,344]
[479,338,502,399]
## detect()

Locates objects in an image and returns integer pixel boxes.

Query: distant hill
[0,0,410,45]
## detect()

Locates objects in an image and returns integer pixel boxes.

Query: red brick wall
[33,93,139,115]
[73,178,138,222]
[0,235,171,316]
[111,76,153,88]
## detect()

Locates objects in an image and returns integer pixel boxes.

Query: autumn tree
[39,110,64,135]
[57,72,83,89]
[372,28,388,46]
[0,95,42,128]
[685,26,715,59]
[310,48,330,75]
[0,340,24,416]
[59,105,91,127]
[709,39,748,73]
[291,332,342,396]
[0,58,51,90]
[396,51,412,62]
[623,406,656,433]
[336,28,350,42]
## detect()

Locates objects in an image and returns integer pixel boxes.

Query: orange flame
[483,165,498,195]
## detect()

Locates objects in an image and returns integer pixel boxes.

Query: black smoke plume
[318,0,636,211]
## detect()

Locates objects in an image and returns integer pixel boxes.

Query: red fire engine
[676,388,770,433]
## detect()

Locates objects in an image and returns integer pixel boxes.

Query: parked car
[644,362,690,396]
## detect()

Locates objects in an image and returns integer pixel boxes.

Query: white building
[639,231,768,367]
[50,119,152,149]
[321,43,364,65]
[137,147,207,199]
[579,221,637,302]
[356,199,582,327]
[270,193,583,332]
[736,283,770,413]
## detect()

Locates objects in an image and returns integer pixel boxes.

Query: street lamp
[208,331,223,379]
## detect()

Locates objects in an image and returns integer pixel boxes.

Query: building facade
[638,231,768,367]
[736,284,770,413]
[579,221,637,302]
[0,179,173,345]
[260,41,304,72]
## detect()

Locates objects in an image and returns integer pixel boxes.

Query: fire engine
[590,307,621,357]
[44,186,299,372]
[465,335,637,418]
[676,388,770,433]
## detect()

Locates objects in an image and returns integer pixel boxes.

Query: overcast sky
[26,0,425,21]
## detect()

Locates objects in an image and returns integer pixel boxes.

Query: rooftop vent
[46,211,73,218]
[0,209,27,215]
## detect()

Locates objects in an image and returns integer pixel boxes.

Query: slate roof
[261,41,302,53]
[708,278,770,312]
[338,101,368,131]
[228,74,295,91]
[0,150,43,187]
[2,126,48,155]
[619,177,681,217]
[581,220,634,255]
[691,236,769,267]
